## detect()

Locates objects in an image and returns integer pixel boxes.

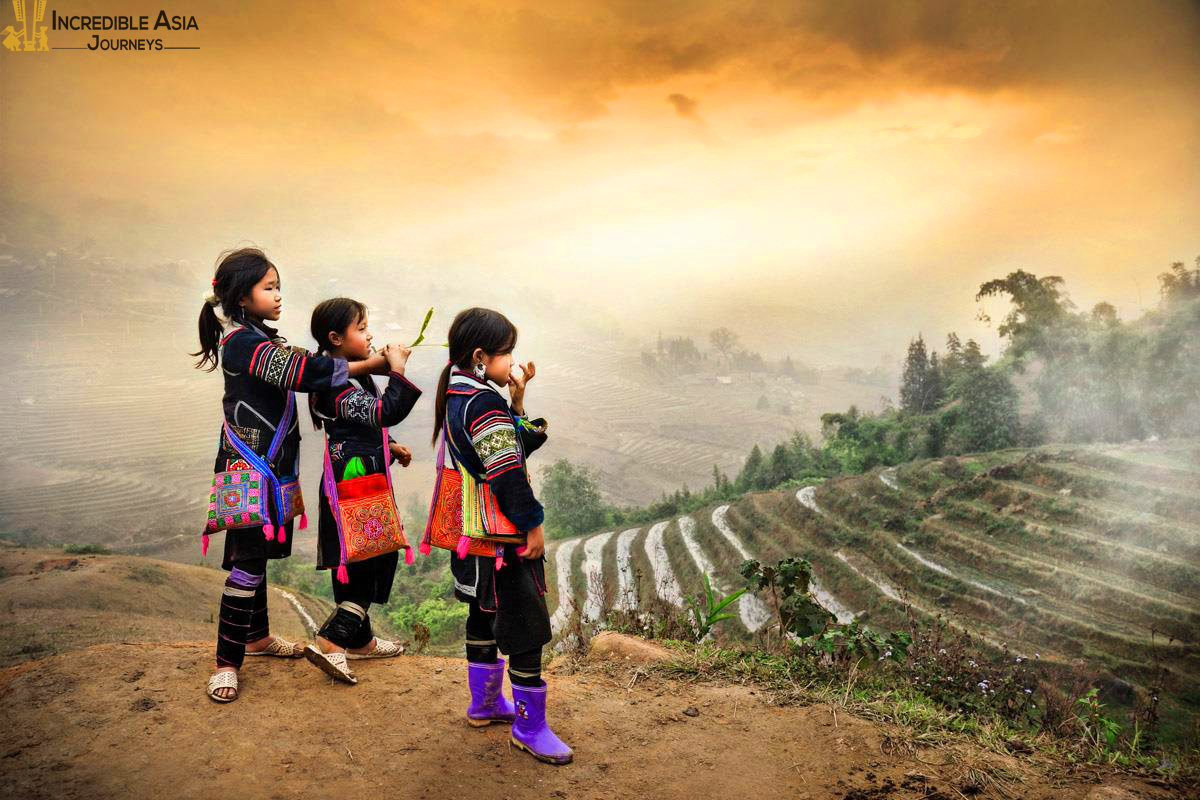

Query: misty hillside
[0,243,892,550]
[543,438,1200,741]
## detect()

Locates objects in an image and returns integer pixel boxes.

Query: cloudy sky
[2,0,1198,363]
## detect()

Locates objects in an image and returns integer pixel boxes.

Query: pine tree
[927,351,945,410]
[962,339,986,370]
[900,335,930,414]
[737,444,765,491]
[943,333,964,389]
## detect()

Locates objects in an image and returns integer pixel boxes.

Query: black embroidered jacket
[211,316,350,480]
[444,368,548,532]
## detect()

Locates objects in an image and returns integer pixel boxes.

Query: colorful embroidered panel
[428,467,497,556]
[222,424,262,455]
[468,409,521,479]
[335,473,407,561]
[206,470,265,532]
[279,478,305,525]
[335,387,381,426]
[248,340,308,389]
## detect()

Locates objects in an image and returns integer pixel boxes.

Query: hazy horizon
[3,1,1198,367]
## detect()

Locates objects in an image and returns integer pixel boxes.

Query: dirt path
[0,642,1186,800]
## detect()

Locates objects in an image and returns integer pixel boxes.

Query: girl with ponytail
[193,247,391,703]
[303,297,422,684]
[426,307,571,765]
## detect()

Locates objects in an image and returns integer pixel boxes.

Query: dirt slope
[0,547,1186,799]
[0,547,311,666]
[0,642,1185,800]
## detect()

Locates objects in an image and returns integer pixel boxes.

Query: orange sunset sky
[2,0,1198,363]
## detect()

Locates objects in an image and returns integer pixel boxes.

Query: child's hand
[516,525,545,560]
[365,348,390,375]
[384,343,412,373]
[507,361,535,415]
[389,442,412,467]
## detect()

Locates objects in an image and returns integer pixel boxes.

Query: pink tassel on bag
[201,533,210,557]
[299,512,308,530]
[418,540,431,556]
[456,535,471,559]
[277,527,287,544]
[495,553,505,570]
[336,564,349,584]
[263,523,275,541]
[405,547,415,566]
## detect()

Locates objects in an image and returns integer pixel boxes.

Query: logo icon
[4,0,48,51]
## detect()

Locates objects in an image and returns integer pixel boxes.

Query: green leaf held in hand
[410,307,434,347]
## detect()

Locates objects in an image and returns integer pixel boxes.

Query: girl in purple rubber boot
[426,307,571,765]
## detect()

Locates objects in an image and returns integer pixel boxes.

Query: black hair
[308,297,369,430]
[191,247,280,371]
[432,307,518,445]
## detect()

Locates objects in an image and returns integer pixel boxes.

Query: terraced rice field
[0,363,220,552]
[544,440,1200,733]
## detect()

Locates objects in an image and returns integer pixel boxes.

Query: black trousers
[465,598,542,686]
[451,543,552,655]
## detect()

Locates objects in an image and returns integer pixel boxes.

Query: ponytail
[431,361,454,445]
[189,247,278,372]
[193,296,224,372]
[431,307,518,446]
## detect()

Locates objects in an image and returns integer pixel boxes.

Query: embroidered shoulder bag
[322,426,410,583]
[203,390,305,554]
[421,398,526,561]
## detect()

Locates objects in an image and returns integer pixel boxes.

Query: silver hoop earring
[473,362,486,380]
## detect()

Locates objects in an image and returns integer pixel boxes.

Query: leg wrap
[507,647,542,687]
[215,563,266,668]
[465,600,498,663]
[318,601,368,649]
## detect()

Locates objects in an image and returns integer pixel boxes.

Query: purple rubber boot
[510,681,573,765]
[466,658,516,727]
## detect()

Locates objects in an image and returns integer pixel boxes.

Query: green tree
[950,366,1020,452]
[1159,257,1200,304]
[736,444,765,491]
[540,459,608,538]
[975,270,1071,362]
[900,335,939,414]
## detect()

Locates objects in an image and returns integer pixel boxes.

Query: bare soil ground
[0,548,1186,799]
